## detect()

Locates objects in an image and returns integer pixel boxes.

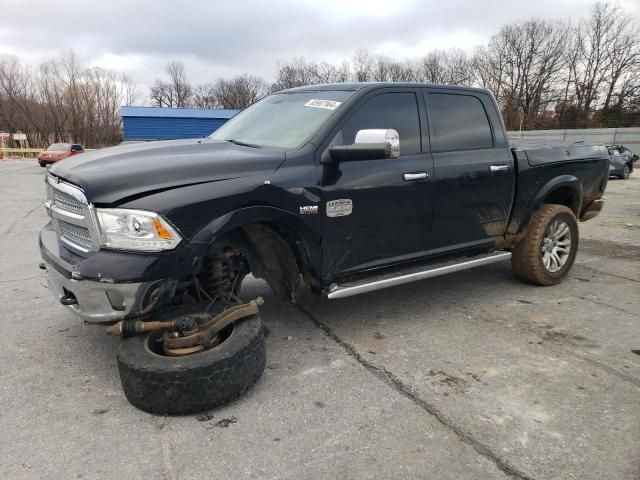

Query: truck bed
[510,139,608,166]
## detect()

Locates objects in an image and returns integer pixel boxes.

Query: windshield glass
[47,144,70,151]
[209,91,353,149]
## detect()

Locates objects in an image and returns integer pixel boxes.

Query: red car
[38,143,84,167]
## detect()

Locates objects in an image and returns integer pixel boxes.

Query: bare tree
[419,49,473,85]
[166,61,192,107]
[477,19,570,129]
[211,74,268,109]
[150,79,174,107]
[192,83,219,108]
[271,57,318,91]
[150,61,193,107]
[0,55,46,142]
[573,2,617,114]
[0,53,134,147]
[473,44,508,100]
[371,54,392,81]
[351,48,373,82]
[601,8,640,110]
[310,61,351,84]
[121,74,140,106]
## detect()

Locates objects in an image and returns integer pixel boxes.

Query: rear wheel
[511,204,578,286]
[39,161,46,167]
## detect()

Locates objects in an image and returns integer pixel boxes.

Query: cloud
[1,0,639,91]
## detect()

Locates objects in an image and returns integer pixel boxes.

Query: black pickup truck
[40,83,608,414]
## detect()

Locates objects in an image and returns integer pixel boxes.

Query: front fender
[190,205,323,283]
[190,206,316,244]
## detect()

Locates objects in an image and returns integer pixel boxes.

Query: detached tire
[511,204,578,286]
[117,310,266,415]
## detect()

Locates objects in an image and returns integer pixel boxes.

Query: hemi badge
[299,205,319,215]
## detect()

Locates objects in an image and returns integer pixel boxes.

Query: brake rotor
[163,344,206,357]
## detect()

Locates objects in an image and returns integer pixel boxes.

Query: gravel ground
[0,160,638,480]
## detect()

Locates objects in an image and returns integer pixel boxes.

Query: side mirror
[325,129,400,163]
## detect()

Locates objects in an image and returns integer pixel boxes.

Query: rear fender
[521,176,583,234]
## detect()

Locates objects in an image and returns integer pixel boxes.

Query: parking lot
[0,160,638,480]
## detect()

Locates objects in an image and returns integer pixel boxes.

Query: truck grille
[46,174,97,253]
[59,220,93,249]
[53,189,84,215]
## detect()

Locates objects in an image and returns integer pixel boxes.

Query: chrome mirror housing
[354,129,400,158]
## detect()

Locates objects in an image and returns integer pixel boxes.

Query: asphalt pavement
[0,160,638,480]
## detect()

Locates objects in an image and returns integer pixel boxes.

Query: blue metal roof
[119,106,240,119]
[119,106,241,141]
[121,117,231,141]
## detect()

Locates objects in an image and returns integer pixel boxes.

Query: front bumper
[44,260,147,322]
[38,157,63,164]
[39,222,186,323]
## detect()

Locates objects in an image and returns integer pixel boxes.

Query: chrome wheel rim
[541,219,572,273]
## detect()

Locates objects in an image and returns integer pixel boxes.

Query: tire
[622,164,631,179]
[511,204,578,286]
[39,161,46,167]
[117,306,266,415]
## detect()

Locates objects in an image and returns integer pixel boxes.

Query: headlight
[95,208,182,252]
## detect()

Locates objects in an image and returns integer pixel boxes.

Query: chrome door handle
[490,165,509,173]
[403,172,428,181]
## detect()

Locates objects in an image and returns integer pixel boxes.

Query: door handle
[403,172,428,181]
[490,165,509,173]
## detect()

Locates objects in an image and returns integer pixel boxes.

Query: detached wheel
[511,204,578,286]
[117,306,266,415]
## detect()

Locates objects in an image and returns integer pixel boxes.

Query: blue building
[120,106,240,141]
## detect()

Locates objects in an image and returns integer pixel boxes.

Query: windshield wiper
[226,139,262,148]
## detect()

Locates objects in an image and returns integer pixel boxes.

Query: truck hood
[49,139,286,204]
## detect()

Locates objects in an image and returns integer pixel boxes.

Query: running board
[326,251,512,300]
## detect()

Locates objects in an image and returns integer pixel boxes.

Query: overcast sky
[2,0,639,92]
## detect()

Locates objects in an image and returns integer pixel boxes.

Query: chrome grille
[59,220,92,249]
[46,174,97,252]
[53,189,84,214]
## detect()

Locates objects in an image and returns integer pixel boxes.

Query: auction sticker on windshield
[304,99,342,110]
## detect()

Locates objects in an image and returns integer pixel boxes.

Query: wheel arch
[191,206,323,295]
[521,176,583,233]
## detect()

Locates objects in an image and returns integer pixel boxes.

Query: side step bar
[326,251,512,300]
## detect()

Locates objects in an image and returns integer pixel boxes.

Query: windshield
[47,144,70,151]
[209,91,353,149]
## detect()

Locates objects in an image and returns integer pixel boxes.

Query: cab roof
[280,82,491,95]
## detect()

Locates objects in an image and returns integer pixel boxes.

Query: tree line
[157,2,638,131]
[0,53,138,148]
[1,2,638,147]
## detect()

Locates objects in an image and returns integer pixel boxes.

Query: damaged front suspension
[106,297,264,356]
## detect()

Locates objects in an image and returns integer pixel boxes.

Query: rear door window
[427,93,493,152]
